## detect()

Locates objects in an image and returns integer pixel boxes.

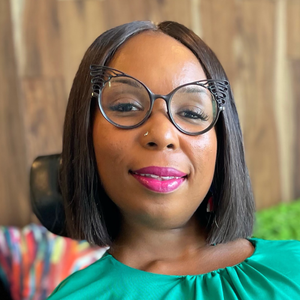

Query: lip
[131,166,187,177]
[130,166,187,193]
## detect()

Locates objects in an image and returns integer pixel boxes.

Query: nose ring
[144,131,149,136]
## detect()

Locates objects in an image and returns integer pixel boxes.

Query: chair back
[30,154,67,236]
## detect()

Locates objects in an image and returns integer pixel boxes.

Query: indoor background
[1,0,300,227]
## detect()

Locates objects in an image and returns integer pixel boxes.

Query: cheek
[186,130,217,182]
[92,115,128,178]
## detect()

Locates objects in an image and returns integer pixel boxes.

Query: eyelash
[177,109,209,121]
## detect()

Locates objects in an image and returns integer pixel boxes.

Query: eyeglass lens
[100,76,217,134]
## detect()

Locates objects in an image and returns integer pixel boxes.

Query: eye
[177,108,209,121]
[110,102,142,112]
[107,94,145,113]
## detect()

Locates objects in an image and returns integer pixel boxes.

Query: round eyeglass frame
[90,65,229,136]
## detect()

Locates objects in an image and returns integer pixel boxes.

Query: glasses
[90,65,229,136]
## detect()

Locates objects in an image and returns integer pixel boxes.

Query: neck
[109,215,208,266]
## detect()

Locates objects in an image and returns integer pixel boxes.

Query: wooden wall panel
[287,0,300,60]
[273,0,295,203]
[21,78,66,163]
[22,0,62,77]
[57,0,106,94]
[291,61,300,197]
[58,0,192,93]
[287,1,300,197]
[200,0,237,81]
[239,1,281,209]
[0,0,30,226]
[19,0,67,167]
[287,0,300,197]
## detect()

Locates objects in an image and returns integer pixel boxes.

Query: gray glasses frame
[90,65,229,136]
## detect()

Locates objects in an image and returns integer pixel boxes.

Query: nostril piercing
[144,131,149,136]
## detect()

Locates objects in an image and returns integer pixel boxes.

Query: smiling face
[92,31,217,230]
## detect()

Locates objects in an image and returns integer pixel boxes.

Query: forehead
[108,31,206,92]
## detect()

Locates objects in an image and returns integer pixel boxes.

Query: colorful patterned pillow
[0,224,106,300]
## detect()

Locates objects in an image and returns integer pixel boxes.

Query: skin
[93,32,254,275]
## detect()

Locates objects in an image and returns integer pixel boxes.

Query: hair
[60,20,255,247]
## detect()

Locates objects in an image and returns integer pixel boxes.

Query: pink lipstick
[130,166,187,193]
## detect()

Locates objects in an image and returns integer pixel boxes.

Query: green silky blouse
[48,238,300,299]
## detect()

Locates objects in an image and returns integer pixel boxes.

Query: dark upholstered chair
[30,154,67,237]
[0,278,13,300]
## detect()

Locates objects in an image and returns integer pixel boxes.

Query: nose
[139,100,180,151]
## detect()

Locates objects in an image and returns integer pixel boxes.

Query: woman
[48,21,300,299]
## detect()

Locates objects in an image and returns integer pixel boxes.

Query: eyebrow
[177,85,208,95]
[110,77,209,96]
[111,77,143,89]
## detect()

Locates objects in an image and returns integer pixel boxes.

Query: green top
[48,238,300,299]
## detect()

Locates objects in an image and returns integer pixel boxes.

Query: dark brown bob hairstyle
[61,20,255,247]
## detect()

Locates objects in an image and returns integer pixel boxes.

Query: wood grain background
[1,0,299,226]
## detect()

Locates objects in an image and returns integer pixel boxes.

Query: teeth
[148,174,159,179]
[133,172,181,180]
[161,176,176,180]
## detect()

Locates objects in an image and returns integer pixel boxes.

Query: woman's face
[93,32,217,229]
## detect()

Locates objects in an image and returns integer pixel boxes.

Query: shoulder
[250,238,300,258]
[48,253,113,299]
[248,238,300,276]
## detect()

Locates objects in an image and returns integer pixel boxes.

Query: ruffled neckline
[102,238,258,279]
